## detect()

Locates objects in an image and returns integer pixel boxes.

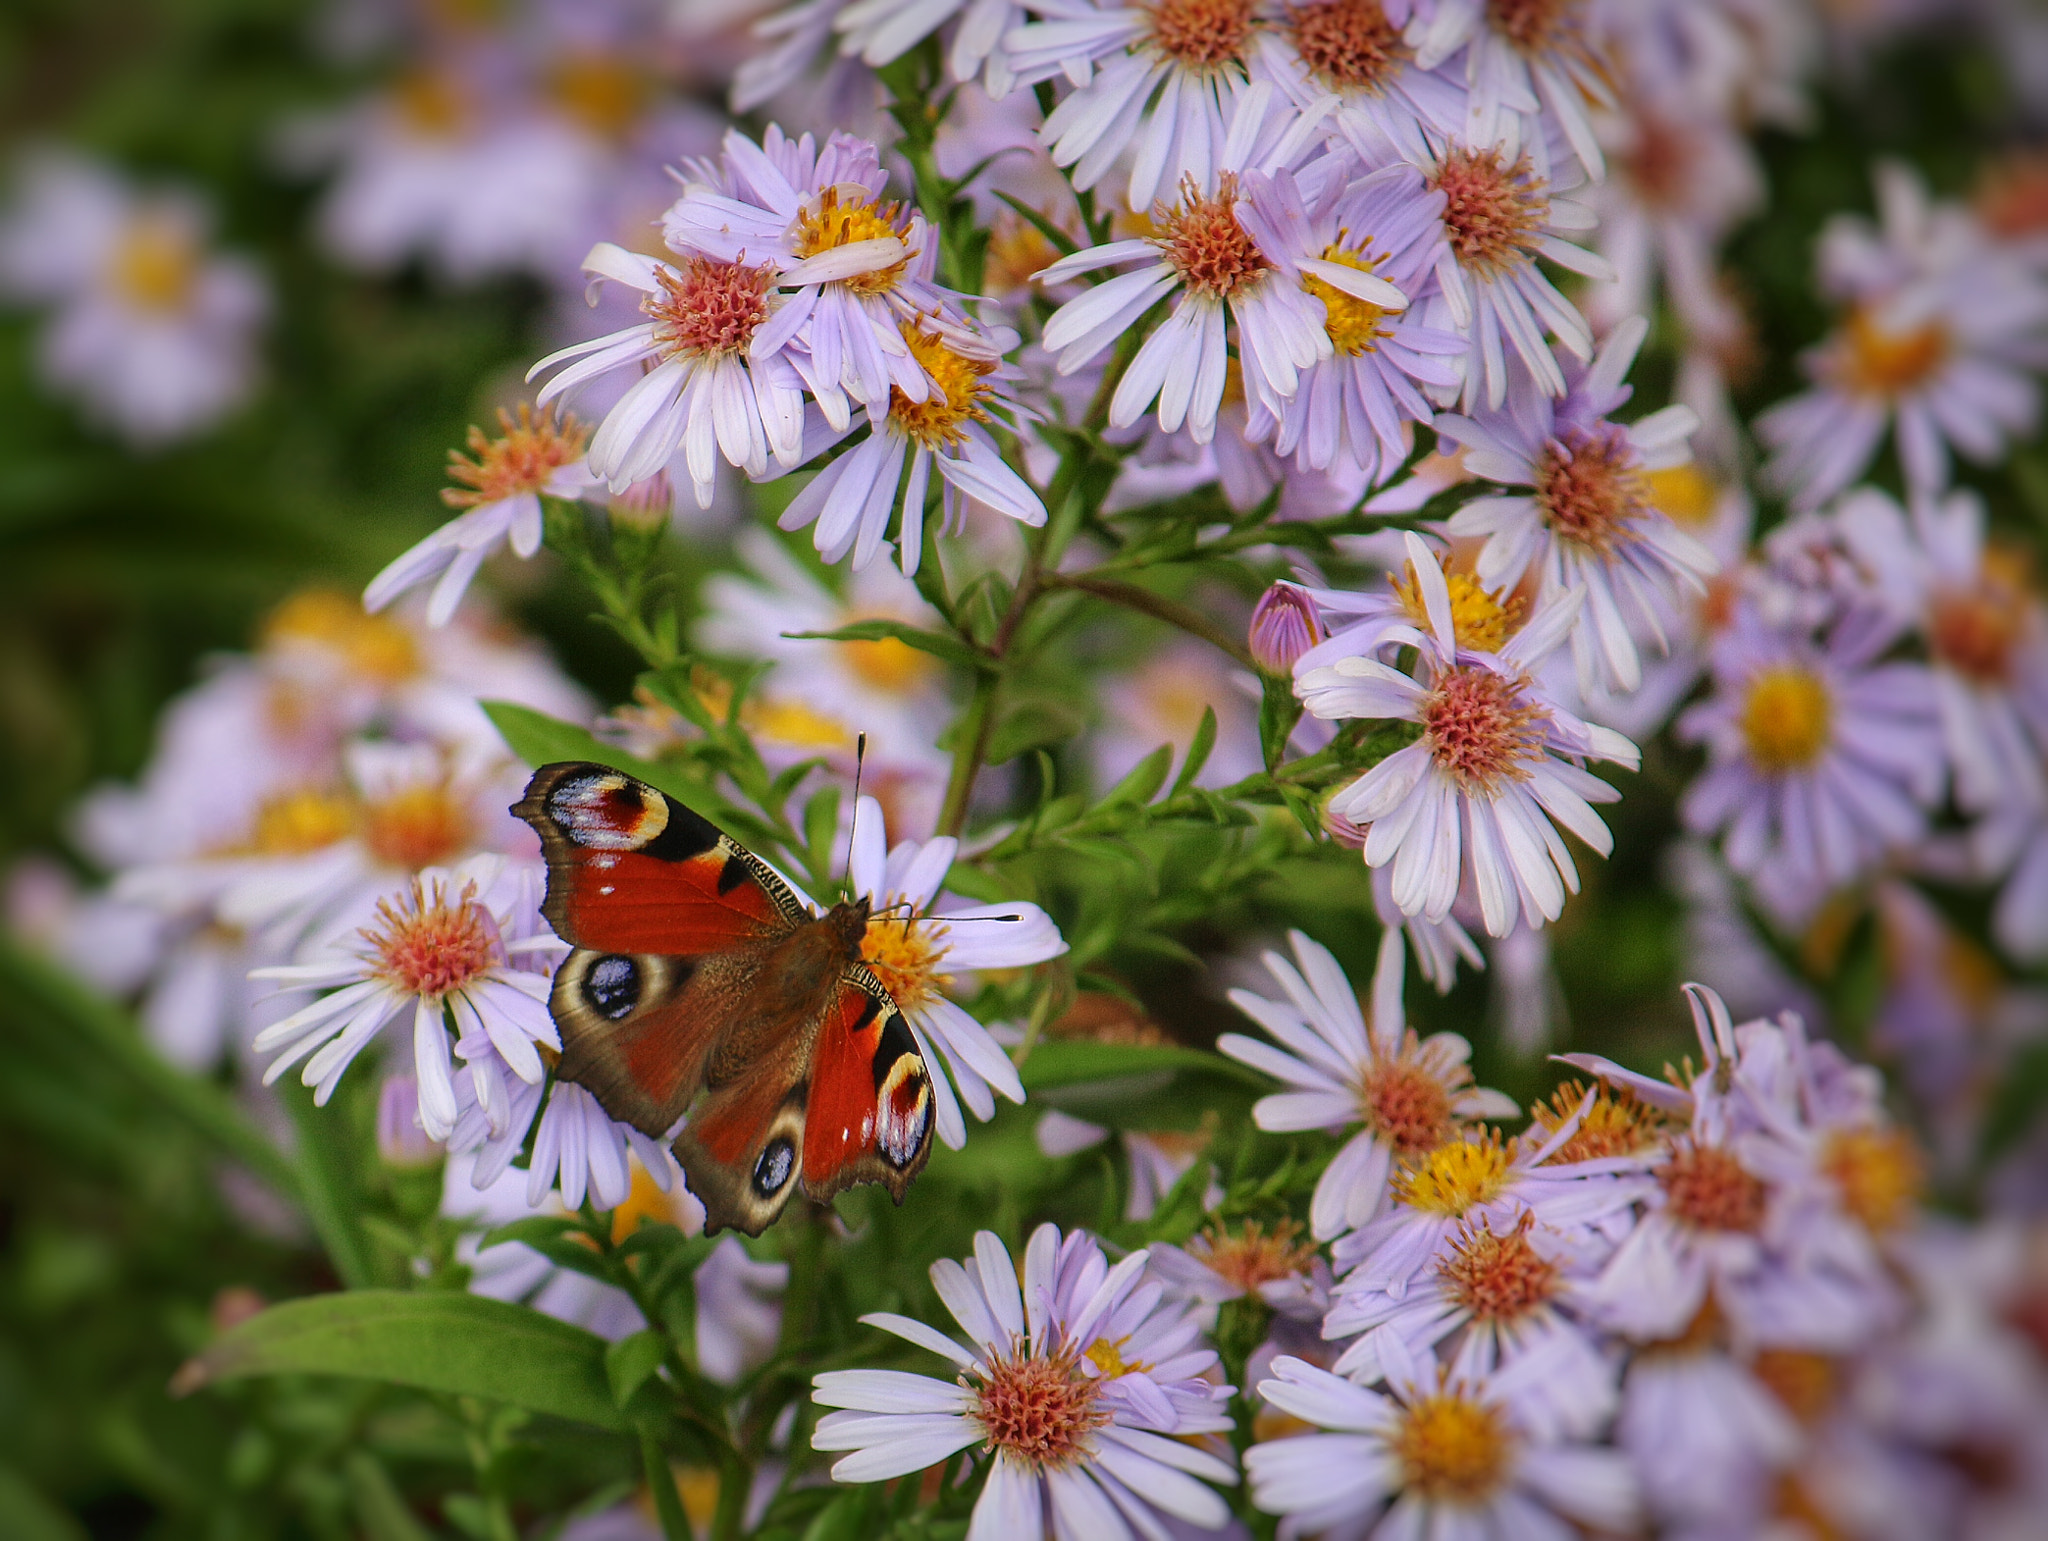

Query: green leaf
[1102,744,1173,808]
[986,697,1087,764]
[0,1468,85,1541]
[478,1215,584,1253]
[606,1330,670,1410]
[1170,705,1218,795]
[783,618,989,673]
[180,1289,628,1431]
[345,1452,433,1541]
[1259,678,1304,773]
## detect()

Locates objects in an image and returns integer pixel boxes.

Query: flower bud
[1249,582,1322,675]
[608,468,674,532]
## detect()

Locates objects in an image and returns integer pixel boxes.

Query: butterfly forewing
[512,761,937,1235]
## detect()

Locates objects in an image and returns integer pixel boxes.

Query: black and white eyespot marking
[754,1137,795,1196]
[872,1009,917,1089]
[545,769,720,860]
[581,955,640,1021]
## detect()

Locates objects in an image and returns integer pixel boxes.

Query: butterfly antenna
[841,732,868,892]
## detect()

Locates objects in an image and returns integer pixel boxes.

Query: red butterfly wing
[800,972,934,1202]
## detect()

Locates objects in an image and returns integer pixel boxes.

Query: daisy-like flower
[1757,163,2048,510]
[812,1225,1237,1537]
[528,241,808,502]
[845,795,1065,1148]
[1836,487,2048,817]
[663,125,978,427]
[1005,0,1269,211]
[775,319,1045,575]
[1254,158,1466,483]
[1406,0,1617,180]
[1677,601,1942,906]
[1297,536,1528,677]
[1251,0,1467,167]
[365,405,598,626]
[1247,1340,1640,1538]
[1407,133,1612,409]
[829,0,1025,91]
[0,150,267,446]
[1297,534,1640,938]
[1438,316,1717,696]
[247,861,561,1135]
[1037,118,1393,447]
[1218,929,1519,1240]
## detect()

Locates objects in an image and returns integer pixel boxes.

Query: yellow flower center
[548,52,649,141]
[1390,1392,1512,1502]
[443,405,590,510]
[1302,243,1393,354]
[839,627,937,694]
[1751,1349,1840,1427]
[793,187,911,297]
[1392,1132,1513,1216]
[1739,665,1833,773]
[1084,1335,1142,1378]
[859,916,952,1012]
[609,1156,681,1243]
[984,212,1060,296]
[392,69,468,137]
[110,214,200,313]
[362,784,472,871]
[1644,463,1720,527]
[1820,1126,1924,1233]
[1531,1079,1673,1164]
[263,590,421,685]
[889,325,995,450]
[1393,559,1521,652]
[742,695,857,751]
[1836,308,1949,398]
[249,789,355,855]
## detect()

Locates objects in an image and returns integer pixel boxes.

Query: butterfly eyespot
[548,772,670,851]
[754,1137,796,1197]
[582,955,640,1021]
[874,1053,931,1170]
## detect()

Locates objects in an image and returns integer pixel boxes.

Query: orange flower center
[1532,1079,1673,1164]
[1157,175,1272,300]
[443,405,590,509]
[362,784,472,870]
[1834,308,1948,398]
[974,1346,1108,1470]
[1146,0,1258,70]
[1751,1349,1840,1426]
[1660,1142,1767,1233]
[1487,0,1581,52]
[1391,1392,1511,1502]
[1928,552,2034,684]
[1191,1218,1316,1292]
[365,879,497,998]
[548,51,649,141]
[1438,1215,1560,1323]
[1430,149,1545,278]
[1820,1126,1923,1233]
[1535,427,1650,555]
[648,258,776,362]
[1360,1056,1457,1155]
[1422,666,1546,791]
[1286,0,1406,92]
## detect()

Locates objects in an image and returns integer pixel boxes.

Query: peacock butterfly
[512,761,934,1236]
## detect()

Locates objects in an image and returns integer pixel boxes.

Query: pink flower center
[1286,0,1406,92]
[1429,149,1546,278]
[1360,1056,1456,1155]
[1157,176,1272,300]
[1487,0,1581,53]
[974,1345,1108,1470]
[649,258,775,360]
[365,880,498,999]
[1421,666,1544,791]
[1438,1215,1559,1323]
[1660,1141,1767,1233]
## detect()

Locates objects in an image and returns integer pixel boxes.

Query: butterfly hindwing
[513,761,934,1237]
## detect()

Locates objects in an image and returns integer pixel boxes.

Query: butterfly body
[513,762,934,1235]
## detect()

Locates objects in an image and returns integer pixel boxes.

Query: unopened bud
[376,1072,441,1170]
[1322,791,1369,850]
[1249,582,1322,675]
[608,469,674,532]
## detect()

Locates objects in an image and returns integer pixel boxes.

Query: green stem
[0,938,305,1199]
[937,674,1000,837]
[641,1432,694,1541]
[1042,573,1256,670]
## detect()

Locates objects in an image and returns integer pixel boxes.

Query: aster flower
[1251,0,1467,167]
[1247,1342,1640,1539]
[1252,158,1466,483]
[774,315,1045,576]
[1037,121,1394,447]
[1005,0,1272,211]
[1406,0,1617,180]
[811,1225,1237,1537]
[1437,316,1717,695]
[829,0,1024,91]
[1408,130,1613,409]
[0,150,267,446]
[1296,535,1528,678]
[1757,162,2048,510]
[365,406,599,626]
[246,861,561,1135]
[1677,601,1942,907]
[1218,929,1519,1240]
[845,795,1065,1148]
[662,125,982,427]
[1297,534,1640,938]
[1836,487,2048,817]
[527,241,809,502]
